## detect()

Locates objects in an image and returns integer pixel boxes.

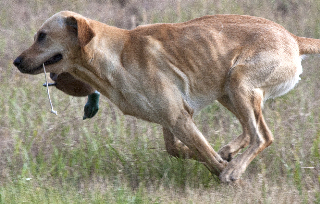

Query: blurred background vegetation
[1,0,320,203]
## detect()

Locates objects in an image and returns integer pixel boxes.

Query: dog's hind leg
[219,65,274,182]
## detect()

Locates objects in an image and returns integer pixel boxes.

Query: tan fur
[13,11,320,182]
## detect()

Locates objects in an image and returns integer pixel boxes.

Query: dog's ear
[65,16,95,47]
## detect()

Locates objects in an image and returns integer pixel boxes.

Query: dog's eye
[38,32,46,42]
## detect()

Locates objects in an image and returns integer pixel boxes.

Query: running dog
[13,11,320,182]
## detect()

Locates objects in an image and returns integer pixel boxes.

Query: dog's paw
[218,145,233,162]
[219,161,244,183]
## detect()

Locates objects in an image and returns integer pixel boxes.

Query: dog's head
[13,11,95,75]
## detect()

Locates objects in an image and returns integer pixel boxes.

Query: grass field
[1,0,320,203]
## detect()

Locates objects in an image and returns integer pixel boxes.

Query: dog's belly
[183,92,220,114]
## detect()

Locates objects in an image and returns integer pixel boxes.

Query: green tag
[83,91,100,120]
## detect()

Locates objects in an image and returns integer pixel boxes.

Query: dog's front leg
[167,109,228,176]
[217,95,250,161]
[163,127,206,161]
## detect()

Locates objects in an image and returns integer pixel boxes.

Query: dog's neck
[71,23,136,107]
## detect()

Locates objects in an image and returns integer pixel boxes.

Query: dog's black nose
[13,56,23,68]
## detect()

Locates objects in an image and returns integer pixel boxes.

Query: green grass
[2,0,320,203]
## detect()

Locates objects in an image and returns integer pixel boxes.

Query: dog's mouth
[43,54,63,66]
[36,53,63,71]
[21,54,63,74]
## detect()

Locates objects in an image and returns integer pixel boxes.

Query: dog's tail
[296,36,320,55]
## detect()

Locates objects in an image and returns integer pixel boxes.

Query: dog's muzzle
[13,54,63,74]
[13,56,24,69]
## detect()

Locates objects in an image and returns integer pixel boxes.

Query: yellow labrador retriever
[13,11,320,183]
